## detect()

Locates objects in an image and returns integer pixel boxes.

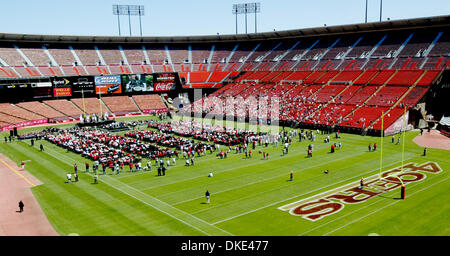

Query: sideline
[0,159,36,187]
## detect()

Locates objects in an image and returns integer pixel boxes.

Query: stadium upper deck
[0,15,447,82]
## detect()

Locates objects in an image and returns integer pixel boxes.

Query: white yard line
[170,151,375,206]
[320,175,449,236]
[140,147,371,193]
[30,142,232,236]
[212,159,406,225]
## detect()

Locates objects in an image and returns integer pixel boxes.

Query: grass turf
[1,119,449,236]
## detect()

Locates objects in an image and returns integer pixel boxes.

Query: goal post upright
[379,111,384,179]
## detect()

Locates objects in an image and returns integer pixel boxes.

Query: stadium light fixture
[365,0,368,23]
[232,2,261,34]
[380,0,383,22]
[113,5,145,36]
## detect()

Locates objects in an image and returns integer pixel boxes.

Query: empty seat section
[189,72,210,83]
[368,70,395,85]
[0,103,45,121]
[102,96,139,114]
[191,83,215,88]
[98,47,123,65]
[334,86,362,104]
[386,70,423,85]
[314,71,339,84]
[132,95,166,110]
[346,86,379,105]
[339,106,387,128]
[398,87,429,107]
[71,98,106,114]
[21,48,51,67]
[284,71,312,81]
[260,71,282,82]
[72,47,98,66]
[372,107,405,130]
[331,71,363,83]
[208,72,230,83]
[0,46,26,66]
[16,101,64,118]
[353,71,378,85]
[312,85,346,103]
[415,71,441,86]
[271,71,294,83]
[43,99,83,117]
[366,86,408,106]
[246,71,271,81]
[191,44,211,64]
[0,112,26,125]
[304,71,325,83]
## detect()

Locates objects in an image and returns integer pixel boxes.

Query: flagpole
[379,111,384,179]
[401,106,407,172]
[82,89,86,116]
[99,90,103,116]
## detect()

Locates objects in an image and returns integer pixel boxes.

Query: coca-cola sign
[155,82,176,91]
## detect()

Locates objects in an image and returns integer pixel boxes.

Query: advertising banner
[1,119,48,132]
[51,77,72,97]
[71,76,95,95]
[154,73,178,92]
[122,74,154,92]
[94,75,122,94]
[53,87,72,97]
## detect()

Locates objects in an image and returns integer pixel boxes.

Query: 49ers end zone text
[278,162,442,222]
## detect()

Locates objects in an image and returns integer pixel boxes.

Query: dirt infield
[413,129,450,151]
[0,154,59,236]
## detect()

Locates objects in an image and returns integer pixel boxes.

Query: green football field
[1,116,449,236]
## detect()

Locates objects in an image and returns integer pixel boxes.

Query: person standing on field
[18,200,24,212]
[205,190,210,204]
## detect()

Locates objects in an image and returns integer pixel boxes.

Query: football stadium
[0,1,449,244]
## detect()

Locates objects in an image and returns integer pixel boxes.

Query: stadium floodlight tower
[232,2,261,34]
[113,4,145,36]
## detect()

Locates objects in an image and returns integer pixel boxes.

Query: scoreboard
[0,72,183,102]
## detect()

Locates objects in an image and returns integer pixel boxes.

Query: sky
[0,0,448,37]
